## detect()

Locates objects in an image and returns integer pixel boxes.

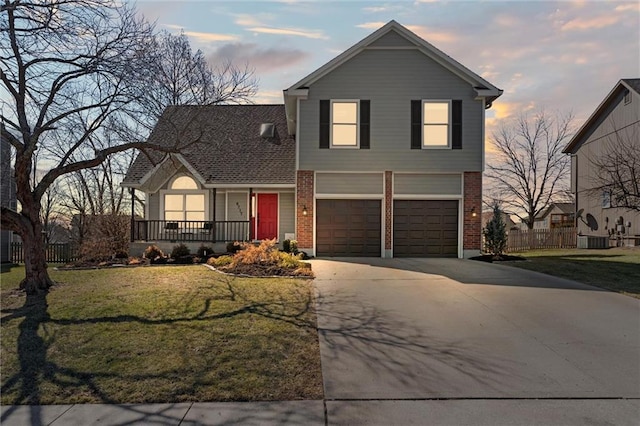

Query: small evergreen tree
[483,204,508,259]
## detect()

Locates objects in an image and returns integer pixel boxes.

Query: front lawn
[505,248,640,298]
[0,265,323,405]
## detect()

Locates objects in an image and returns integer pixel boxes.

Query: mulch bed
[470,254,526,263]
[208,262,314,278]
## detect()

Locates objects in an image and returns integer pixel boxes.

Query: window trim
[422,99,452,149]
[330,99,360,149]
[624,90,632,105]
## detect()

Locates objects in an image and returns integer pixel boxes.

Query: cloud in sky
[182,31,238,42]
[207,43,309,74]
[246,26,328,39]
[233,12,328,40]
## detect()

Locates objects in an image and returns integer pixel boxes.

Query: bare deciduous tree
[588,121,640,211]
[0,0,163,293]
[137,30,258,124]
[486,111,574,229]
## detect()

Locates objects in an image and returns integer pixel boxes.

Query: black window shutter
[411,100,422,149]
[319,100,330,149]
[360,100,370,149]
[452,100,462,149]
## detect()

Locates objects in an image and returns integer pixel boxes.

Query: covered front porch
[131,219,250,243]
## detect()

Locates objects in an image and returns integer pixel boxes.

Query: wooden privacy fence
[505,227,577,252]
[10,242,79,264]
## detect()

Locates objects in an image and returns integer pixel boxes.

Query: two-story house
[563,79,639,245]
[123,21,502,258]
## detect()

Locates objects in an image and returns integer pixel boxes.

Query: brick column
[296,170,314,250]
[463,172,482,255]
[384,171,393,253]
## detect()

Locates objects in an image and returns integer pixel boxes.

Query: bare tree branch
[486,110,575,229]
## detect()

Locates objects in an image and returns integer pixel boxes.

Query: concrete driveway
[313,258,640,424]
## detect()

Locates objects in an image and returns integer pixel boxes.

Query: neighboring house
[123,21,503,258]
[481,210,517,232]
[1,128,17,263]
[563,79,640,240]
[532,203,575,230]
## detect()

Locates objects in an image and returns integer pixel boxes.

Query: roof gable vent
[260,123,275,138]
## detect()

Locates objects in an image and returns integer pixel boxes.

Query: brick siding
[384,171,393,250]
[296,170,314,249]
[463,172,482,250]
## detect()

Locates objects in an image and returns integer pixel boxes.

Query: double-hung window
[423,100,451,148]
[331,100,359,147]
[411,99,462,149]
[320,99,370,149]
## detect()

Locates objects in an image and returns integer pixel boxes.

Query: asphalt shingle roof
[123,105,295,186]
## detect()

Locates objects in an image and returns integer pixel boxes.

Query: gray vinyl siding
[298,48,484,172]
[278,192,295,242]
[316,172,384,194]
[148,192,160,220]
[215,191,226,221]
[573,86,640,237]
[226,192,248,221]
[394,174,462,195]
[369,31,417,47]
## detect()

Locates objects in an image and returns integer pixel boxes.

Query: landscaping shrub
[197,245,215,258]
[143,245,164,260]
[208,239,314,277]
[77,214,130,262]
[483,203,508,259]
[282,239,299,254]
[171,243,191,258]
[226,242,242,254]
[207,255,233,267]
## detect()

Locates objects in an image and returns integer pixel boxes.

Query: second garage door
[393,200,458,257]
[316,199,381,257]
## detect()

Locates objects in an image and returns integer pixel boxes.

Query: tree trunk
[20,222,54,295]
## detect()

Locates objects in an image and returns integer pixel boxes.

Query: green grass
[506,248,640,298]
[0,265,323,404]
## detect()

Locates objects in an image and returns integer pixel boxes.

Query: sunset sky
[136,0,640,134]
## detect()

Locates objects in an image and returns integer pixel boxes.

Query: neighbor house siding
[573,86,640,237]
[394,173,462,195]
[215,191,226,221]
[368,30,416,47]
[298,48,484,172]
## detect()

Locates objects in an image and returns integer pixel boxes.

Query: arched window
[170,176,198,190]
[164,176,205,222]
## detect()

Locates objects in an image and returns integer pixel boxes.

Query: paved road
[313,258,640,424]
[2,258,639,425]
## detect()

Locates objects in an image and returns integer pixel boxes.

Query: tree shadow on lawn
[0,276,319,425]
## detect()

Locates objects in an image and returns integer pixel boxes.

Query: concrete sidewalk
[2,399,639,425]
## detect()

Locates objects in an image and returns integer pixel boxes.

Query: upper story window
[320,99,370,149]
[624,90,632,105]
[331,100,359,147]
[411,99,462,150]
[422,100,451,148]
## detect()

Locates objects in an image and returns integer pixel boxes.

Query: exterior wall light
[471,207,477,217]
[302,205,308,216]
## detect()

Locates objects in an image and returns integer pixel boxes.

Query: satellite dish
[585,213,598,231]
[576,208,584,219]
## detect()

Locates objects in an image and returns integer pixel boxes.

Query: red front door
[257,193,278,240]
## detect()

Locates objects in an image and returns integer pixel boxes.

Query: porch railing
[132,220,250,243]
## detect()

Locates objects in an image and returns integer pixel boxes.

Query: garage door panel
[316,199,381,257]
[394,200,459,258]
